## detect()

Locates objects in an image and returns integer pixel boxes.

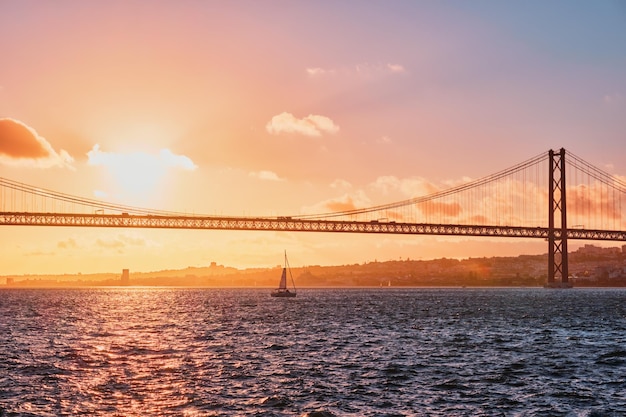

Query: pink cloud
[266,112,339,137]
[0,118,74,168]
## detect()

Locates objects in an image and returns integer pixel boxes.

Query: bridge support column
[547,148,569,287]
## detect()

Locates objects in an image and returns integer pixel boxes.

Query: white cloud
[370,175,439,197]
[441,176,473,188]
[330,179,352,189]
[603,93,623,105]
[87,145,197,171]
[159,148,197,170]
[95,232,149,251]
[249,170,284,181]
[266,112,339,137]
[306,63,407,78]
[96,237,125,249]
[371,176,401,195]
[377,136,392,144]
[387,63,406,73]
[57,237,78,249]
[306,67,334,76]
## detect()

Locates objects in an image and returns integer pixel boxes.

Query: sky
[0,0,625,275]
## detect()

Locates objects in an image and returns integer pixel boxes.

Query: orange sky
[0,1,625,275]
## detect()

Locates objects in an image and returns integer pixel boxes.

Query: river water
[0,287,625,416]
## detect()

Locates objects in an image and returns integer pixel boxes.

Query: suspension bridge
[1,148,625,286]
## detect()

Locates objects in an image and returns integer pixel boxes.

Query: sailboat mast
[285,250,296,291]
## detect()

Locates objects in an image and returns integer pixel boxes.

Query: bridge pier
[547,148,570,287]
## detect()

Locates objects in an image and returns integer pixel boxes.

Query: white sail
[271,251,296,297]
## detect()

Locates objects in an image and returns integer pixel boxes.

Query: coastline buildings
[121,269,130,286]
[1,244,625,287]
[569,244,626,285]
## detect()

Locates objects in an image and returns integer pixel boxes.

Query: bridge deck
[1,212,624,241]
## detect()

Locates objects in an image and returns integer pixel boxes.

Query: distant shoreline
[3,244,625,288]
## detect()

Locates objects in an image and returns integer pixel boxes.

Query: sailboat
[271,251,297,298]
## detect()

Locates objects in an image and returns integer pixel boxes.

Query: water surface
[1,288,625,416]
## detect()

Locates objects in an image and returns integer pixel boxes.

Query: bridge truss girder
[1,212,625,242]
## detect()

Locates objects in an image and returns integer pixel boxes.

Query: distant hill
[3,245,625,288]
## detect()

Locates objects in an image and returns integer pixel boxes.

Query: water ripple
[0,288,625,416]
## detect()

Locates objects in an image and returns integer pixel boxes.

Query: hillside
[3,244,625,288]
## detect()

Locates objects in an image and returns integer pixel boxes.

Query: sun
[87,144,197,204]
[114,151,167,196]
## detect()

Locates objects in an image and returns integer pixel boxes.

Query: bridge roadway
[1,212,625,241]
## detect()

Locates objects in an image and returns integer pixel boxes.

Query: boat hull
[271,290,296,298]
